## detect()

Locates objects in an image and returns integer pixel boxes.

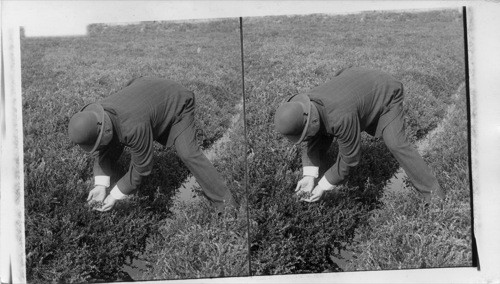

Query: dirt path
[203,102,243,162]
[385,82,466,193]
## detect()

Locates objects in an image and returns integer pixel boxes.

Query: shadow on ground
[249,135,402,275]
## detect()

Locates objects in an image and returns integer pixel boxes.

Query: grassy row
[244,10,468,274]
[142,121,250,279]
[22,19,246,282]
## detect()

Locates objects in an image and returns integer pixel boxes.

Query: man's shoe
[421,189,446,209]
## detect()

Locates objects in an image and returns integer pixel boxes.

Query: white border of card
[2,1,500,283]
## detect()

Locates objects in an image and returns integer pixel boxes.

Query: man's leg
[381,114,445,202]
[174,123,238,211]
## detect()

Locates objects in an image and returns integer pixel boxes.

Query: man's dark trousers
[381,108,442,201]
[174,117,238,211]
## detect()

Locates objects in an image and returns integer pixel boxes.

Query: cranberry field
[21,9,472,282]
[243,10,471,274]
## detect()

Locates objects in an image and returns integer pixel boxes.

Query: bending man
[68,77,237,212]
[274,67,445,203]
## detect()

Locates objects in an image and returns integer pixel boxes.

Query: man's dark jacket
[303,67,404,185]
[93,77,195,194]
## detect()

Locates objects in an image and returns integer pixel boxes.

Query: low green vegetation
[244,10,471,274]
[22,19,248,282]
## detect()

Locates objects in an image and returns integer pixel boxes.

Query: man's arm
[295,134,334,198]
[301,114,361,202]
[111,124,154,199]
[92,142,124,187]
[87,143,124,208]
[323,113,361,186]
[301,134,334,178]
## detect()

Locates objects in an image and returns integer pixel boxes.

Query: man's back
[100,77,194,145]
[308,67,403,137]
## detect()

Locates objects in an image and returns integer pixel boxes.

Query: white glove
[302,176,335,203]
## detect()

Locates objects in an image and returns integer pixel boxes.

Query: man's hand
[87,185,119,212]
[96,194,117,212]
[87,185,107,204]
[295,176,315,197]
[302,185,327,203]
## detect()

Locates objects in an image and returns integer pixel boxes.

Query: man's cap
[68,103,112,153]
[274,94,320,144]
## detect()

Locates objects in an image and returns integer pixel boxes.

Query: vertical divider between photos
[239,16,253,276]
[0,20,6,284]
[463,6,479,270]
[0,25,27,283]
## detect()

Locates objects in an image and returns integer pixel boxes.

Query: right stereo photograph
[243,7,474,275]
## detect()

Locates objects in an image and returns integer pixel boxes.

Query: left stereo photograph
[21,18,249,282]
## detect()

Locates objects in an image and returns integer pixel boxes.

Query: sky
[3,1,464,37]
